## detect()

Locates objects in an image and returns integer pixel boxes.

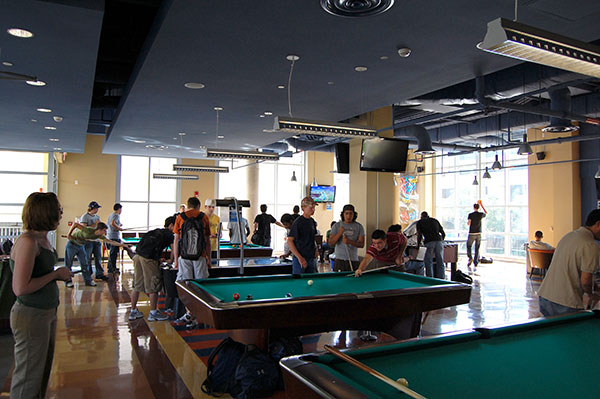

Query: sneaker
[175,313,192,324]
[148,310,169,322]
[128,308,143,321]
[185,319,200,329]
[95,275,109,281]
[84,280,97,287]
[467,259,473,267]
[66,280,74,288]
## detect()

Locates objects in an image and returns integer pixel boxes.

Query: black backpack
[202,338,246,397]
[234,346,281,399]
[135,229,165,260]
[179,212,206,260]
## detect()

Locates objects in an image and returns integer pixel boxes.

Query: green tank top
[10,247,59,309]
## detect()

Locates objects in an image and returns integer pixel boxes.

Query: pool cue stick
[346,264,397,277]
[421,312,431,326]
[323,345,426,399]
[343,233,354,271]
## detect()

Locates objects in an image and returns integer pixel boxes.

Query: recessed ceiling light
[26,80,45,86]
[53,147,62,151]
[49,138,59,142]
[7,28,33,38]
[286,54,300,61]
[53,116,63,122]
[44,126,56,130]
[184,82,205,89]
[327,81,335,85]
[354,66,368,72]
[217,135,225,139]
[380,55,389,60]
[259,114,265,118]
[31,119,37,122]
[36,108,51,113]
[2,61,13,67]
[397,47,411,57]
[179,132,186,136]
[277,85,285,89]
[214,106,224,111]
[173,137,178,140]
[202,131,207,134]
[133,140,146,144]
[264,111,273,116]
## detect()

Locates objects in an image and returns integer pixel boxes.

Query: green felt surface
[191,271,449,301]
[219,243,267,249]
[311,313,600,398]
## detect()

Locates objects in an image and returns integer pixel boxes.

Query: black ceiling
[2,0,600,157]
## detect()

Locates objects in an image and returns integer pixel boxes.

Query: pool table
[208,257,292,277]
[176,270,471,347]
[281,311,600,399]
[216,242,273,259]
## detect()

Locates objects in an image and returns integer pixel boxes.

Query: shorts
[133,255,163,293]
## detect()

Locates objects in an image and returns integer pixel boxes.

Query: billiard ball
[396,378,409,387]
[307,279,313,286]
[285,293,292,298]
[233,293,240,300]
[246,294,253,300]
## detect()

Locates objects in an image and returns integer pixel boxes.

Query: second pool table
[217,242,273,258]
[176,270,471,347]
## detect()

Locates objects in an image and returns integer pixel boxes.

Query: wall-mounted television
[360,138,409,173]
[335,142,350,174]
[309,185,336,203]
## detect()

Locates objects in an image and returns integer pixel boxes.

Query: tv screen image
[360,138,409,173]
[309,185,336,203]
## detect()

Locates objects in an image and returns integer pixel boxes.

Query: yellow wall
[528,127,581,246]
[56,135,117,257]
[307,151,335,234]
[178,158,217,209]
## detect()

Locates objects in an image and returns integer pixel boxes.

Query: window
[119,156,177,230]
[435,149,528,259]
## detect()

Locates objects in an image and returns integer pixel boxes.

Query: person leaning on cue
[354,229,408,277]
[328,204,365,272]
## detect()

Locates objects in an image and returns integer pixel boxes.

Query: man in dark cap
[80,201,107,281]
[328,204,365,271]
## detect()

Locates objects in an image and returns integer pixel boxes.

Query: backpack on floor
[452,270,473,284]
[179,212,206,260]
[234,345,281,399]
[201,337,246,397]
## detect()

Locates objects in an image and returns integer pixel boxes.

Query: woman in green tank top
[10,192,72,399]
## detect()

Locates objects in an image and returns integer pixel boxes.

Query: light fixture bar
[273,116,377,138]
[153,173,199,180]
[173,164,229,173]
[206,148,279,161]
[479,18,600,78]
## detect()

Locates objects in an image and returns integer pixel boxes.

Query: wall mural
[398,175,419,224]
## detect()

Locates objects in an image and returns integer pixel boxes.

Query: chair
[527,247,554,279]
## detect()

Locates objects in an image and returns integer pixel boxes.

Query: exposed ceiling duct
[542,87,578,132]
[399,125,435,154]
[260,142,289,154]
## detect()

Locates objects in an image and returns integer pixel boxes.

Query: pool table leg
[383,313,422,341]
[229,329,269,351]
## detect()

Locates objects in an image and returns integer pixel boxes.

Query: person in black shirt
[291,205,301,222]
[252,204,284,247]
[416,211,446,279]
[287,197,318,274]
[128,216,175,322]
[467,200,487,272]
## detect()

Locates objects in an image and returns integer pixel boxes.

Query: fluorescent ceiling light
[273,116,377,138]
[173,164,229,173]
[26,80,45,86]
[206,148,279,161]
[479,18,600,78]
[153,173,199,180]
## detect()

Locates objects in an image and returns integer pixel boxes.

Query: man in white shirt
[228,217,250,244]
[529,230,554,250]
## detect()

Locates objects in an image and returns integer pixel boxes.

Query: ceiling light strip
[153,173,199,180]
[273,116,377,138]
[173,164,230,173]
[479,18,600,79]
[206,149,279,161]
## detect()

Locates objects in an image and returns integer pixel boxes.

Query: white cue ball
[307,279,313,286]
[397,378,409,387]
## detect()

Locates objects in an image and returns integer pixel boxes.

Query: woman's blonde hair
[22,192,61,231]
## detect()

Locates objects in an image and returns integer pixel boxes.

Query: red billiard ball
[233,293,240,300]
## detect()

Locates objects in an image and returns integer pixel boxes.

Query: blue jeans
[85,241,104,277]
[292,257,317,274]
[405,260,425,276]
[65,242,92,282]
[467,233,481,266]
[107,238,121,273]
[424,241,445,279]
[539,297,580,317]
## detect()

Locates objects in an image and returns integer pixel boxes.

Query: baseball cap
[88,201,101,209]
[342,204,355,212]
[205,199,216,207]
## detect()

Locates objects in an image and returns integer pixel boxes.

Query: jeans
[424,241,445,279]
[538,296,580,317]
[292,257,317,274]
[405,260,425,276]
[85,240,105,277]
[65,241,92,282]
[107,238,121,273]
[466,233,481,266]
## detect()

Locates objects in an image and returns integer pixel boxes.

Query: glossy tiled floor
[1,257,543,398]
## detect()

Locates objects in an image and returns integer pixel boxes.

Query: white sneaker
[148,310,169,322]
[175,313,192,324]
[128,308,143,321]
[65,280,74,288]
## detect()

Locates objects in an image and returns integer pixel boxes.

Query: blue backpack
[201,338,246,397]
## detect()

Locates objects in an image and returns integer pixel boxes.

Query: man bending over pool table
[538,209,600,317]
[354,229,408,277]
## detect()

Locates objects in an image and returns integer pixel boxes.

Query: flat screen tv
[309,185,336,203]
[360,138,409,173]
[335,142,350,174]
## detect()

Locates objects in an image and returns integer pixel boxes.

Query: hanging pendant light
[473,175,479,185]
[491,154,502,170]
[483,167,492,179]
[517,134,533,155]
[311,176,318,187]
[291,171,297,182]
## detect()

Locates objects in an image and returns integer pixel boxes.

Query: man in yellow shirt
[205,199,221,259]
